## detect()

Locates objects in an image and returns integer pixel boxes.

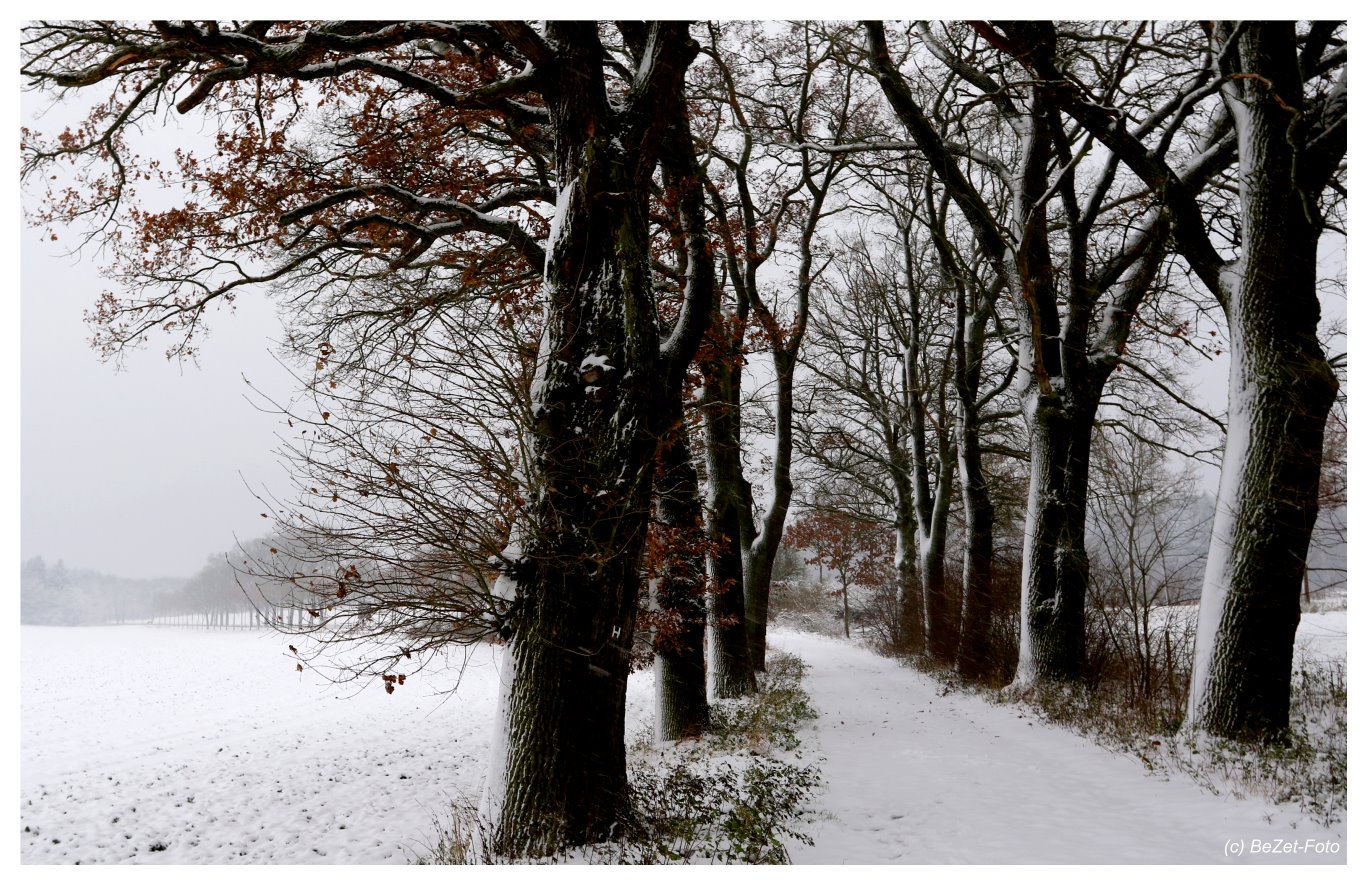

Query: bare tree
[995,19,1347,739]
[23,19,711,852]
[864,20,1235,688]
[695,21,864,679]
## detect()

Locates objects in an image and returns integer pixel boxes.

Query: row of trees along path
[22,19,1345,855]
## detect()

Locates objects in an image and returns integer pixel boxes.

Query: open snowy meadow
[20,619,1346,865]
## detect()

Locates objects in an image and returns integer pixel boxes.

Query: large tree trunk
[491,539,644,854]
[702,337,757,698]
[1188,22,1341,741]
[742,347,797,672]
[742,540,774,670]
[1014,390,1098,685]
[955,425,996,681]
[920,440,957,663]
[1005,81,1096,688]
[488,200,659,852]
[650,97,717,742]
[890,463,926,655]
[484,22,695,853]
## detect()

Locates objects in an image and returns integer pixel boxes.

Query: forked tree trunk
[1188,22,1341,741]
[1000,79,1095,688]
[895,220,955,662]
[974,21,1340,724]
[920,446,957,663]
[869,22,1184,690]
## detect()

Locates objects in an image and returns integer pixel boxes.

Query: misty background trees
[21,19,1346,857]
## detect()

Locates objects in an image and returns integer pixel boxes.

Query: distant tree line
[20,542,296,626]
[20,556,182,625]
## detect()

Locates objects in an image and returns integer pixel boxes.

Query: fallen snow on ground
[1295,610,1347,664]
[21,621,1346,864]
[773,630,1345,864]
[19,626,655,864]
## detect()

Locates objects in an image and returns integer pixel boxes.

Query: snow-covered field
[1295,609,1347,664]
[21,619,1346,864]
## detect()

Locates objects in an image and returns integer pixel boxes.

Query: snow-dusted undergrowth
[1012,607,1347,829]
[420,652,821,864]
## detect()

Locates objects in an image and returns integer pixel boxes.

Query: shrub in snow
[419,651,821,864]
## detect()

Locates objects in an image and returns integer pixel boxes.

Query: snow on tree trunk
[955,413,997,682]
[885,400,925,656]
[742,347,798,673]
[892,510,925,655]
[742,540,774,671]
[486,204,659,849]
[1188,23,1340,740]
[482,23,696,853]
[920,451,957,663]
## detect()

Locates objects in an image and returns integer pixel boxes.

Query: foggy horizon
[20,226,297,580]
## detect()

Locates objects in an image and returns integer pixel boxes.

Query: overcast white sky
[20,232,295,579]
[18,86,297,579]
[9,12,1353,583]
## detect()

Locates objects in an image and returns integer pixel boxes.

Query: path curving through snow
[772,631,1346,864]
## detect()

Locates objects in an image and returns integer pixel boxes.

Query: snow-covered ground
[775,629,1345,864]
[1295,609,1347,664]
[20,618,1346,864]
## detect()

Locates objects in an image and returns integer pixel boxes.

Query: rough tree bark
[889,452,928,655]
[741,337,800,672]
[484,22,699,851]
[650,109,718,741]
[653,417,711,740]
[1186,22,1344,740]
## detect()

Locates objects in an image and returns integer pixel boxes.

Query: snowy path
[773,632,1346,864]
